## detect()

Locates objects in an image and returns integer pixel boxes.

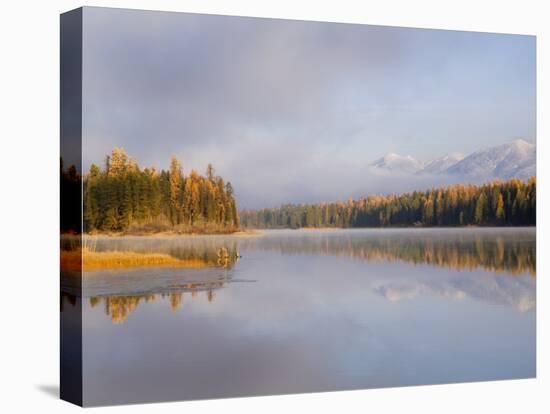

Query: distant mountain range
[369,139,536,180]
[370,153,423,174]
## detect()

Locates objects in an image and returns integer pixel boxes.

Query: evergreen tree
[240,177,535,229]
[496,193,505,223]
[82,148,239,233]
[474,193,487,224]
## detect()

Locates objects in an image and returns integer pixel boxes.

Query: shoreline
[61,226,536,239]
[77,229,264,238]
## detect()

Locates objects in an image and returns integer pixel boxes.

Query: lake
[61,228,536,406]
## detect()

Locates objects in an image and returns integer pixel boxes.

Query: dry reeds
[61,248,211,271]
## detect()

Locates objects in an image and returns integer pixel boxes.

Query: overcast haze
[82,7,535,208]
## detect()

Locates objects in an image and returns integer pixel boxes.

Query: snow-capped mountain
[370,153,423,174]
[419,153,464,175]
[370,139,535,180]
[446,139,535,180]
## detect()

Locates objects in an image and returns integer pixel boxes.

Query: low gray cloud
[81,7,535,208]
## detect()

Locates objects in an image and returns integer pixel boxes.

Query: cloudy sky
[82,7,535,208]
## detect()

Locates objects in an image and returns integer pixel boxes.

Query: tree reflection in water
[242,229,536,275]
[61,229,535,325]
[62,278,226,325]
[93,285,221,324]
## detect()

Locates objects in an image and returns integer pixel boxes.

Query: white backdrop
[0,0,548,412]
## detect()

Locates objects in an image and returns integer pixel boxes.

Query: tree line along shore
[61,149,535,235]
[240,177,536,229]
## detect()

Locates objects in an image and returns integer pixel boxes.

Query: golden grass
[61,248,210,271]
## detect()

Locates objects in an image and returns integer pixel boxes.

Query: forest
[82,148,239,233]
[240,177,536,229]
[62,150,536,233]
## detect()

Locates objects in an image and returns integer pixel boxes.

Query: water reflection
[372,267,535,312]
[74,229,535,404]
[63,228,536,275]
[91,289,220,324]
[61,229,535,325]
[241,228,536,275]
[85,235,240,268]
[62,282,229,324]
[60,235,240,271]
[62,262,240,323]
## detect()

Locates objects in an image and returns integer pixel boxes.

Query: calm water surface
[62,228,536,406]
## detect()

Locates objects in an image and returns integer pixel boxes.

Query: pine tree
[81,150,240,233]
[495,193,505,223]
[423,196,434,225]
[169,155,182,224]
[474,193,487,224]
[239,177,535,229]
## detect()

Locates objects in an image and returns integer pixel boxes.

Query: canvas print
[60,7,536,407]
